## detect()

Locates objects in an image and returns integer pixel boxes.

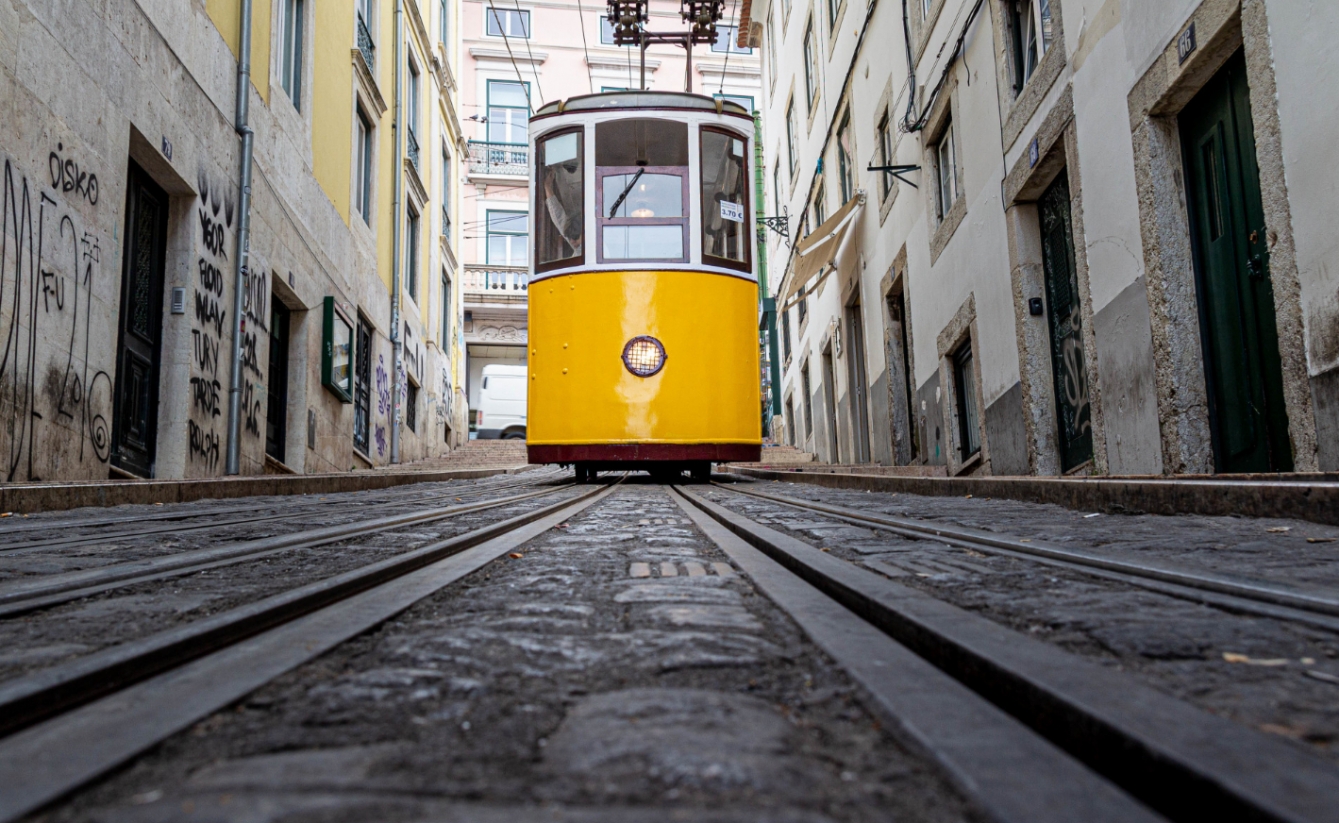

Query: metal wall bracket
[867,164,922,189]
[757,206,790,246]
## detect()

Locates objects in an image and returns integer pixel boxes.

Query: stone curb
[0,466,532,514]
[725,467,1339,526]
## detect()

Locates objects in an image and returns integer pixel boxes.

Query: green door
[1039,172,1093,472]
[1180,51,1291,473]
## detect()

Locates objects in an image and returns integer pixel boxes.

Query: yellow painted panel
[205,0,272,106]
[311,0,355,224]
[528,271,761,445]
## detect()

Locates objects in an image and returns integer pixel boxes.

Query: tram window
[595,119,689,263]
[700,128,751,271]
[595,120,688,167]
[536,129,585,270]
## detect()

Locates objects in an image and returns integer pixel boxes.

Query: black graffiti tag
[48,144,98,205]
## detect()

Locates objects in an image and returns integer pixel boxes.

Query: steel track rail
[715,482,1339,624]
[0,472,561,551]
[0,479,613,741]
[666,486,1162,823]
[677,485,1339,823]
[0,479,618,823]
[0,483,575,619]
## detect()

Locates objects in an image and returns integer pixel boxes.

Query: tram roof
[534,91,752,119]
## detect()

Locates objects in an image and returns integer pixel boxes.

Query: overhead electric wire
[718,0,740,95]
[574,0,596,93]
[485,0,534,111]
[901,0,984,132]
[514,0,547,105]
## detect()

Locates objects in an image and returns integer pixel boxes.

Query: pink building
[458,0,762,424]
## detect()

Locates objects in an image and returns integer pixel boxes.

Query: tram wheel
[690,462,711,483]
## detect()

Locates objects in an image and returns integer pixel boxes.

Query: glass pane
[537,131,584,265]
[488,211,528,233]
[595,120,688,167]
[602,225,683,259]
[602,173,682,218]
[332,317,352,392]
[486,8,504,35]
[489,81,529,108]
[701,130,748,263]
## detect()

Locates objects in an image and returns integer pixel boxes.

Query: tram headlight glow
[622,336,667,377]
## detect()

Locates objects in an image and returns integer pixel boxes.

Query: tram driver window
[535,129,584,271]
[595,119,690,263]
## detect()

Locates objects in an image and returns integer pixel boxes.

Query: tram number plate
[720,201,745,223]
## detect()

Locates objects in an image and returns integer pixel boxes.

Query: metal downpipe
[225,0,255,476]
[389,0,404,464]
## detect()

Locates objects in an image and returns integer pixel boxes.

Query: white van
[474,364,527,440]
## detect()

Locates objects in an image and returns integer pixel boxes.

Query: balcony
[442,205,452,238]
[467,141,528,177]
[357,15,375,73]
[464,264,529,296]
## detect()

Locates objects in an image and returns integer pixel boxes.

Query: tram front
[525,93,762,480]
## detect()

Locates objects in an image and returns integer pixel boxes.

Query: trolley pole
[753,113,782,435]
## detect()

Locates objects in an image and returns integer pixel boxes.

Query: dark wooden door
[266,301,291,462]
[1039,171,1093,472]
[111,164,168,478]
[845,304,871,463]
[822,349,840,463]
[1181,50,1291,473]
[353,318,373,454]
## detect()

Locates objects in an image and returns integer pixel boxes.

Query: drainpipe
[389,0,404,464]
[754,113,782,429]
[225,0,256,476]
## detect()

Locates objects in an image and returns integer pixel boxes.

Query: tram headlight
[622,336,667,377]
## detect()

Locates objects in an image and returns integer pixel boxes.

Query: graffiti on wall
[188,171,233,471]
[0,149,111,481]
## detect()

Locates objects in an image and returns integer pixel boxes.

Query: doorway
[353,317,373,455]
[844,303,871,463]
[1038,171,1094,472]
[111,163,168,478]
[266,300,291,462]
[886,286,917,463]
[1180,50,1291,473]
[821,348,840,463]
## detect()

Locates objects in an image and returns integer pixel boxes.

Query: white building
[752,0,1339,476]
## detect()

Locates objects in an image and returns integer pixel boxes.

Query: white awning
[780,193,864,308]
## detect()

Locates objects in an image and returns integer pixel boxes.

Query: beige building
[754,0,1339,475]
[0,0,466,481]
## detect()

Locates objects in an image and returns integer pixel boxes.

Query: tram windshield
[596,120,690,263]
[536,129,584,270]
[700,128,750,271]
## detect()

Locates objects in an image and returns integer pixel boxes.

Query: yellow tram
[525,92,762,481]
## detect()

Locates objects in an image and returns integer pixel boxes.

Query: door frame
[1125,3,1315,472]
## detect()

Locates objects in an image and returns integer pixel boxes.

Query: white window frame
[355,106,374,223]
[278,0,305,110]
[485,6,530,38]
[934,119,958,220]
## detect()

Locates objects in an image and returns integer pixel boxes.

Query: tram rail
[710,481,1339,631]
[0,470,563,553]
[0,481,577,619]
[672,483,1339,823]
[0,479,621,822]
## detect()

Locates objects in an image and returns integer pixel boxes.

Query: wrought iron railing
[356,15,375,73]
[463,265,529,293]
[467,141,528,176]
[441,205,452,238]
[406,127,420,171]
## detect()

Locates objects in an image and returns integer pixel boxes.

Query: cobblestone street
[1,472,1335,822]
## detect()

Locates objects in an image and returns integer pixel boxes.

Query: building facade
[0,0,467,481]
[755,0,1339,475]
[457,0,762,419]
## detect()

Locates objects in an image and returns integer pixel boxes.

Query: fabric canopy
[780,194,864,307]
